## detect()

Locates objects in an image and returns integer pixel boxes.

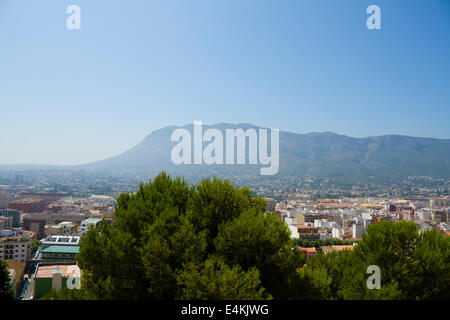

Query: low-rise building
[322,244,356,254]
[0,216,13,230]
[0,209,22,228]
[23,212,89,238]
[89,195,116,205]
[298,247,317,260]
[44,221,77,237]
[352,223,365,239]
[8,197,47,213]
[33,264,81,299]
[0,235,32,262]
[80,217,103,233]
[41,235,80,248]
[40,246,79,265]
[296,225,320,240]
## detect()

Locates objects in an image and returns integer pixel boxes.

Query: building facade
[0,236,32,263]
[0,209,22,228]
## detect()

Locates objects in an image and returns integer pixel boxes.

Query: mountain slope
[76,123,450,182]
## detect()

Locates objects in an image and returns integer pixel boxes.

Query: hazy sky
[0,0,449,165]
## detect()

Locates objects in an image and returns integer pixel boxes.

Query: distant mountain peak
[2,123,449,184]
[73,123,450,182]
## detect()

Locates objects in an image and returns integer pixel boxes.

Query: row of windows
[0,254,26,258]
[0,244,30,248]
[44,253,75,257]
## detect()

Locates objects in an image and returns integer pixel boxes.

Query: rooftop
[322,245,355,253]
[41,245,79,254]
[41,235,80,245]
[35,264,81,278]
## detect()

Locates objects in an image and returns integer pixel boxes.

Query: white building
[44,221,77,237]
[332,227,344,240]
[41,235,80,247]
[362,212,374,220]
[417,210,431,220]
[0,237,32,262]
[89,195,116,205]
[289,225,299,239]
[314,219,331,229]
[80,218,103,233]
[352,224,365,239]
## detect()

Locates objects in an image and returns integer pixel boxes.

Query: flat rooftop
[35,264,81,278]
[41,245,79,254]
[41,235,80,245]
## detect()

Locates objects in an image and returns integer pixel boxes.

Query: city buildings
[89,195,117,205]
[275,195,450,242]
[8,197,48,213]
[44,222,78,237]
[0,168,448,301]
[80,217,103,233]
[23,213,90,238]
[0,192,11,209]
[0,209,22,228]
[296,226,320,240]
[0,232,33,263]
[0,216,13,230]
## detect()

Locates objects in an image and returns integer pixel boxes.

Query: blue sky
[0,0,449,165]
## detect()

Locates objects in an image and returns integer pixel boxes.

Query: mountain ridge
[1,123,449,183]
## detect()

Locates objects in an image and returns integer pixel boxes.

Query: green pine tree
[76,172,304,300]
[0,260,14,300]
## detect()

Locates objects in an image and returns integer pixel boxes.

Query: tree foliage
[63,172,450,300]
[31,238,40,254]
[0,260,14,300]
[177,257,269,300]
[41,288,88,300]
[76,172,303,300]
[301,221,450,300]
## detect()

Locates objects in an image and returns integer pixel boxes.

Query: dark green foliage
[0,260,14,300]
[177,257,269,300]
[77,172,300,300]
[215,210,305,299]
[41,288,88,300]
[301,221,450,300]
[31,239,40,254]
[355,221,450,299]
